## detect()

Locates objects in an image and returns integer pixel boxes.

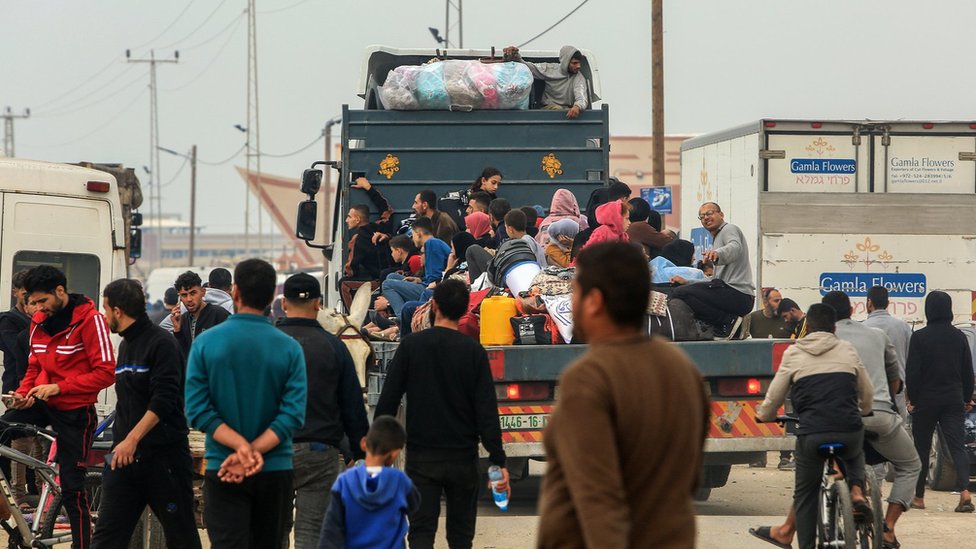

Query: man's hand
[371,232,389,245]
[566,105,582,119]
[503,46,519,58]
[906,400,915,413]
[556,235,574,247]
[352,177,372,191]
[404,277,421,284]
[111,437,139,470]
[217,454,247,483]
[670,275,688,286]
[966,400,974,413]
[702,250,720,263]
[235,443,264,476]
[170,305,182,332]
[488,467,511,496]
[7,392,31,410]
[27,384,60,402]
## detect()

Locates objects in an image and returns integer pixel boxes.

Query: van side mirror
[131,212,143,227]
[129,228,142,259]
[296,200,318,240]
[301,169,323,195]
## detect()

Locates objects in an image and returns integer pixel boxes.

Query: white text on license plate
[500,414,549,430]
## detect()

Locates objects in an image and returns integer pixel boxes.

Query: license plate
[500,414,549,430]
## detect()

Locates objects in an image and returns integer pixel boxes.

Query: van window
[12,251,101,301]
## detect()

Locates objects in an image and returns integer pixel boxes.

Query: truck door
[873,130,976,194]
[1,193,113,303]
[763,125,865,193]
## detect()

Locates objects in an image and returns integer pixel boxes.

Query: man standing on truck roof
[169,271,231,357]
[505,45,590,119]
[4,265,117,548]
[753,291,921,549]
[375,279,508,549]
[671,202,756,338]
[538,242,707,549]
[276,273,369,549]
[862,285,912,420]
[92,279,201,549]
[185,259,307,548]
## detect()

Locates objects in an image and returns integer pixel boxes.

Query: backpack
[510,314,562,345]
[486,239,538,287]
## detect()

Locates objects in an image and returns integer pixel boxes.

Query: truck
[295,47,793,500]
[680,119,976,491]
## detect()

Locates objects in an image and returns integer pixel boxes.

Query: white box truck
[680,119,976,324]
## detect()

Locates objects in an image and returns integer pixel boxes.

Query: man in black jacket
[170,271,230,357]
[276,273,369,549]
[0,270,31,394]
[92,279,201,548]
[375,279,508,549]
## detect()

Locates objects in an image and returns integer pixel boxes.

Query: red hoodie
[17,295,116,410]
[583,201,630,249]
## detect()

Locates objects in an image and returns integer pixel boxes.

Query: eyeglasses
[698,210,719,220]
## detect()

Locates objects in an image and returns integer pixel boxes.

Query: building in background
[609,135,690,231]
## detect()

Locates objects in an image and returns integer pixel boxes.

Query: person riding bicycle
[755,303,874,549]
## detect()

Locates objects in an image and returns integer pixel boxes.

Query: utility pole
[2,107,30,157]
[189,144,197,266]
[126,49,179,269]
[245,0,263,260]
[442,0,462,48]
[651,0,665,190]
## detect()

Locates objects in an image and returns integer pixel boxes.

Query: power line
[198,143,247,165]
[517,0,591,48]
[34,68,148,118]
[27,88,147,149]
[256,135,324,158]
[132,0,199,50]
[181,9,247,51]
[161,16,245,92]
[154,0,235,51]
[259,0,317,15]
[159,155,190,188]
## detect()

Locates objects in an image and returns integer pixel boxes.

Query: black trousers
[406,458,480,549]
[911,401,970,495]
[794,430,865,549]
[91,445,201,549]
[203,469,294,549]
[671,279,754,325]
[3,402,96,549]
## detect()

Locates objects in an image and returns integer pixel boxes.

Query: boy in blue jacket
[319,417,420,549]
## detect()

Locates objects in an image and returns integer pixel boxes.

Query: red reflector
[506,384,520,400]
[764,121,777,128]
[811,122,823,129]
[970,123,976,130]
[86,181,110,193]
[922,123,935,129]
[487,350,504,380]
[747,378,762,395]
[772,341,792,372]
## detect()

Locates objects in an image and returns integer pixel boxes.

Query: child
[379,235,422,283]
[318,417,420,549]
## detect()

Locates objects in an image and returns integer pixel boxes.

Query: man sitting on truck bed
[670,202,755,338]
[505,45,590,119]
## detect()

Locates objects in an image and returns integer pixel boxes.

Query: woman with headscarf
[537,189,587,246]
[582,201,630,249]
[543,219,579,267]
[465,211,493,247]
[906,291,975,513]
[444,231,478,279]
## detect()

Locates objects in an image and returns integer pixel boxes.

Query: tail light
[86,181,111,193]
[715,378,769,397]
[496,382,551,401]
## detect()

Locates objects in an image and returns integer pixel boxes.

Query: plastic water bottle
[488,465,508,511]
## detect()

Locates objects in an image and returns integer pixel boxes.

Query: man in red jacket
[4,265,116,548]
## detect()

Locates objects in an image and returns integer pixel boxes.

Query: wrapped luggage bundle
[378,60,533,111]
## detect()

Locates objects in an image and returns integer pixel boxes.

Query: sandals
[882,523,901,549]
[954,499,974,513]
[748,526,792,549]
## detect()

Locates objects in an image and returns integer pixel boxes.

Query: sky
[2,0,975,235]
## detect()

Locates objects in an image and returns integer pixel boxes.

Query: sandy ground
[9,454,974,547]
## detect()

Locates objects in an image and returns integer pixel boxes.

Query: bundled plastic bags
[378,60,533,111]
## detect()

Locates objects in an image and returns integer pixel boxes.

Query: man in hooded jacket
[505,45,593,118]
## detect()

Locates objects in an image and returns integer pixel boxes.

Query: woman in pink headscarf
[465,211,493,246]
[537,188,588,246]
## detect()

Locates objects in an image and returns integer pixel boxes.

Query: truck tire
[693,485,712,502]
[928,429,957,492]
[703,465,731,489]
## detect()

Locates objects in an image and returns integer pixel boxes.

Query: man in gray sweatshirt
[505,45,592,119]
[672,202,755,337]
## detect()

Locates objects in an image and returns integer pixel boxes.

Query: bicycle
[0,413,112,548]
[762,415,865,549]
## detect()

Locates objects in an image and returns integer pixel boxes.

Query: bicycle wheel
[856,470,884,549]
[826,481,857,549]
[39,471,102,540]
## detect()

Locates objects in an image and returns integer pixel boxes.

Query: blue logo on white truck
[790,159,857,174]
[819,272,926,298]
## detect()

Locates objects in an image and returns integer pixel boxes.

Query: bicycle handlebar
[756,414,799,424]
[0,419,57,439]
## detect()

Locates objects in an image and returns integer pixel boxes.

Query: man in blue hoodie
[380,216,450,316]
[185,258,307,548]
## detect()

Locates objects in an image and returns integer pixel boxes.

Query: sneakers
[777,457,795,471]
[713,316,744,340]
